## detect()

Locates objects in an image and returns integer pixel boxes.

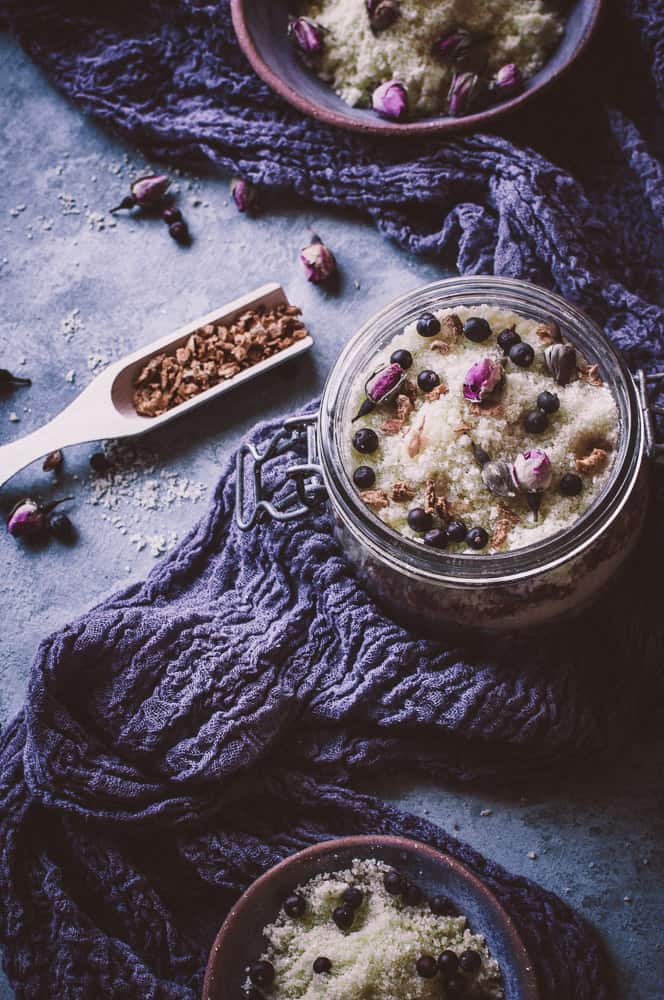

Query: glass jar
[238,277,661,633]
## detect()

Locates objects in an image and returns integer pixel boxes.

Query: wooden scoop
[0,283,312,488]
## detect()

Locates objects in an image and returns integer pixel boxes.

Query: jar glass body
[317,277,649,633]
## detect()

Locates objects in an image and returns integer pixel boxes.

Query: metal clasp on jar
[235,413,326,529]
[637,370,664,463]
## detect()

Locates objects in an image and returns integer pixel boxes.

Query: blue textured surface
[0,26,663,1000]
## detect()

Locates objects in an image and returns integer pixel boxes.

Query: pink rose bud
[131,174,170,207]
[511,450,553,493]
[288,16,324,56]
[7,496,73,538]
[300,235,337,284]
[372,80,409,121]
[231,177,259,214]
[463,358,503,403]
[448,71,484,117]
[492,63,524,100]
[367,363,405,403]
[436,28,474,60]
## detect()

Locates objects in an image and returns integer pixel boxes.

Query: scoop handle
[0,365,130,488]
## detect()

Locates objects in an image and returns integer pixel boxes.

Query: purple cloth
[1,0,664,997]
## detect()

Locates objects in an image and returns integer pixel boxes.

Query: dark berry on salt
[48,512,74,542]
[168,221,189,244]
[390,349,413,369]
[424,528,447,549]
[407,507,434,533]
[560,472,583,496]
[459,949,482,974]
[313,956,332,974]
[438,950,460,978]
[353,466,376,489]
[332,904,355,930]
[342,886,363,909]
[416,954,438,978]
[162,207,183,224]
[416,313,441,338]
[353,428,379,454]
[537,390,560,414]
[463,317,492,343]
[383,870,403,895]
[509,342,535,368]
[466,527,489,550]
[524,409,548,434]
[497,327,521,353]
[445,521,467,543]
[248,960,274,987]
[417,369,440,393]
[284,893,306,918]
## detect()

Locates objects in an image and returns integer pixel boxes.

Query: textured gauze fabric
[1,0,664,997]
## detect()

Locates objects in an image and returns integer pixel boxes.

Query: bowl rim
[230,0,604,136]
[202,833,541,999]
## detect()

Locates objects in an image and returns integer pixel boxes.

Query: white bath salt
[65,369,76,383]
[8,412,19,423]
[254,858,504,1000]
[58,192,80,215]
[305,0,564,116]
[346,304,619,553]
[60,308,83,342]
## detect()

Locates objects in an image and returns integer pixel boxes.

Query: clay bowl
[231,0,603,137]
[202,835,540,999]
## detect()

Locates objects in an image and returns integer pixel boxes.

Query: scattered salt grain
[65,370,76,383]
[479,808,493,817]
[8,412,19,422]
[527,851,538,860]
[60,309,82,342]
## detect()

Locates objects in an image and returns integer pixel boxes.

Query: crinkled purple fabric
[2,0,664,997]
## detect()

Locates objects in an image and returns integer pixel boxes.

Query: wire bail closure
[235,413,326,529]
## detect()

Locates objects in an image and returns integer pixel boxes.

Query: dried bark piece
[575,448,609,473]
[381,418,403,435]
[440,313,463,339]
[401,379,418,401]
[424,479,437,513]
[360,489,389,510]
[391,481,416,502]
[578,362,604,387]
[427,384,448,401]
[406,416,427,457]
[470,401,503,418]
[431,341,450,355]
[454,422,474,435]
[491,503,519,548]
[534,321,561,345]
[396,394,413,421]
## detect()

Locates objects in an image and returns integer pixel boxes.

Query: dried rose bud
[448,71,486,117]
[367,363,406,403]
[231,177,259,214]
[491,63,524,100]
[7,496,73,538]
[42,450,63,472]
[463,358,503,403]
[482,460,516,498]
[0,369,31,393]
[300,235,337,284]
[436,27,474,60]
[366,0,400,32]
[511,450,553,493]
[288,16,325,56]
[111,174,170,212]
[372,80,409,121]
[545,343,577,386]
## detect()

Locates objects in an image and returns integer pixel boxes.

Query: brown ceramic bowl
[202,835,540,999]
[231,0,603,136]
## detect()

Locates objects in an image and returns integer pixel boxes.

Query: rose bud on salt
[512,449,553,493]
[300,235,337,284]
[545,343,577,386]
[366,0,400,32]
[372,80,409,121]
[448,72,486,117]
[288,16,325,57]
[463,358,503,403]
[491,63,524,100]
[231,177,259,214]
[436,27,474,60]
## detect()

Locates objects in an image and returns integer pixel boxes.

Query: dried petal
[288,16,325,56]
[545,343,577,386]
[300,235,337,284]
[511,450,553,493]
[481,459,516,498]
[575,448,609,474]
[42,450,63,472]
[391,481,416,502]
[372,80,409,121]
[463,358,503,403]
[361,489,389,509]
